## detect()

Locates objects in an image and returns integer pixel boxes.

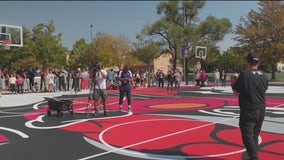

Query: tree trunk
[43,60,48,91]
[185,57,189,85]
[172,48,177,71]
[271,64,276,80]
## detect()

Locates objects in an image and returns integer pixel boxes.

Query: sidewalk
[0,90,88,108]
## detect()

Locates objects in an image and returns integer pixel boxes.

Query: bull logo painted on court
[22,96,284,160]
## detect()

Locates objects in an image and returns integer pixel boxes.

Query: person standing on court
[58,67,66,91]
[118,65,133,112]
[156,69,164,88]
[200,69,207,87]
[0,69,4,96]
[92,63,108,116]
[220,69,227,87]
[231,52,268,160]
[46,69,55,92]
[213,68,220,87]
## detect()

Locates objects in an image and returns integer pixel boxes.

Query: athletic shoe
[95,108,98,114]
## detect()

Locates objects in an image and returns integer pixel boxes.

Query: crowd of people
[0,64,238,98]
[194,68,228,87]
[0,66,185,95]
[0,65,235,97]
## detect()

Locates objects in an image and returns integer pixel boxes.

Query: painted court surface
[0,85,284,160]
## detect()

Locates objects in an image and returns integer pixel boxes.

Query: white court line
[33,101,46,110]
[0,142,9,145]
[0,96,123,119]
[79,95,283,160]
[273,104,284,108]
[0,106,32,111]
[0,127,29,138]
[79,116,243,160]
[0,113,43,119]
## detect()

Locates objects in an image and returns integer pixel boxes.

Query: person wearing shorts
[92,63,107,116]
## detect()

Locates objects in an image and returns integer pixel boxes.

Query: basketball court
[0,23,283,160]
[0,85,283,160]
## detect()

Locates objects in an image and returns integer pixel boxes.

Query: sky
[0,1,259,52]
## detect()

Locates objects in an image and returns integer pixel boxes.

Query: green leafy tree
[32,21,66,67]
[133,40,160,65]
[69,32,139,70]
[234,1,284,80]
[32,21,65,68]
[138,0,231,84]
[32,21,66,90]
[200,46,221,72]
[91,32,134,68]
[218,49,244,72]
[13,27,40,69]
[0,27,36,72]
[70,38,90,69]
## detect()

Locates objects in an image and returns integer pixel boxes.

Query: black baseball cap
[124,65,129,70]
[246,52,260,62]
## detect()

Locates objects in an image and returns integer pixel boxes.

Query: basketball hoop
[195,46,207,59]
[1,39,11,50]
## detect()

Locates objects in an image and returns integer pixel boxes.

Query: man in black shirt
[231,52,268,160]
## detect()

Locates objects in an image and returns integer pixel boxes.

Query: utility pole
[90,24,93,57]
[90,25,93,43]
[183,6,190,85]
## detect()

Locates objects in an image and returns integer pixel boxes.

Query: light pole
[90,24,93,43]
[90,25,93,57]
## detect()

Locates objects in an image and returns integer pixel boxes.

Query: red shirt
[16,77,24,85]
[200,71,206,80]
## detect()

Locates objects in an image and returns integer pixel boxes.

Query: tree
[0,27,38,72]
[201,46,221,72]
[234,1,284,80]
[32,21,66,90]
[32,21,65,67]
[90,32,135,68]
[138,0,231,84]
[70,38,90,69]
[133,40,160,65]
[219,49,244,72]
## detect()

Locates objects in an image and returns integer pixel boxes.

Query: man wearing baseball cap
[118,65,133,112]
[231,52,268,160]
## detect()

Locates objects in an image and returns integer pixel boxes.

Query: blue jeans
[119,84,131,105]
[24,78,30,91]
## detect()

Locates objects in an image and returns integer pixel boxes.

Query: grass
[189,72,284,82]
[266,72,284,81]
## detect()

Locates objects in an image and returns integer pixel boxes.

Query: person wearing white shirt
[9,74,17,94]
[92,63,107,116]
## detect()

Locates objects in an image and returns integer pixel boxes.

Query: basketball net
[1,39,11,50]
